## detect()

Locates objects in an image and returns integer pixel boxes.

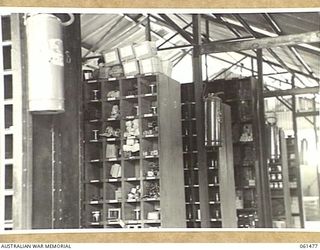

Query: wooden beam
[201,14,320,56]
[264,86,319,98]
[159,14,194,45]
[201,31,320,54]
[11,14,33,230]
[296,111,320,117]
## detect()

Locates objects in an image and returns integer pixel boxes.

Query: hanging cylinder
[26,14,65,114]
[204,94,222,147]
[266,117,281,160]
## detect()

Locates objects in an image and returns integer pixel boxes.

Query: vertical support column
[312,96,320,217]
[291,74,305,228]
[204,19,209,82]
[192,14,210,227]
[145,14,151,42]
[280,129,293,227]
[256,49,272,227]
[219,105,237,227]
[251,58,255,77]
[52,14,82,229]
[11,14,33,230]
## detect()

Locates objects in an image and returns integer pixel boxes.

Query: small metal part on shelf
[110,105,120,119]
[143,181,160,199]
[106,90,120,98]
[100,126,121,138]
[92,89,100,101]
[239,124,253,142]
[92,129,99,141]
[149,83,157,94]
[92,211,101,222]
[127,185,141,200]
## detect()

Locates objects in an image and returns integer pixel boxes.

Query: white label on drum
[49,39,64,66]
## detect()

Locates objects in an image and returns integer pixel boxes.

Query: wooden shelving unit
[0,15,13,231]
[286,136,304,228]
[181,83,237,228]
[266,129,292,228]
[203,77,270,228]
[82,73,186,228]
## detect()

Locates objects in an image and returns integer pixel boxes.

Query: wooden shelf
[82,73,185,229]
[105,200,121,204]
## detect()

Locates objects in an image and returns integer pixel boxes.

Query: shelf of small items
[286,136,304,228]
[180,83,201,228]
[82,77,103,228]
[82,72,185,228]
[231,111,258,228]
[207,148,222,227]
[205,77,263,228]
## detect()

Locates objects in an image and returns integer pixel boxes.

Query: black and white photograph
[0,10,319,235]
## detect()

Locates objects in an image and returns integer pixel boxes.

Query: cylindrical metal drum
[26,14,65,114]
[267,117,280,160]
[205,94,222,147]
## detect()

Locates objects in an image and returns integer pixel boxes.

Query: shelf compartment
[123,160,140,179]
[139,75,157,95]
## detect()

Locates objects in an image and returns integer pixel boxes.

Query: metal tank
[26,14,69,114]
[204,94,222,147]
[266,116,281,160]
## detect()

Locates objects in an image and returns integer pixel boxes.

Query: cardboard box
[103,49,121,66]
[106,144,117,158]
[119,45,135,61]
[109,65,124,78]
[123,60,140,76]
[139,56,163,75]
[133,41,157,60]
[110,163,121,178]
[147,211,160,220]
[115,188,122,200]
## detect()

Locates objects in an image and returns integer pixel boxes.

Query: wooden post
[192,14,210,227]
[256,49,272,227]
[32,14,82,229]
[219,105,237,227]
[11,14,33,230]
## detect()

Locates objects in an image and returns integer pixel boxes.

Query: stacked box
[123,60,140,76]
[139,56,163,75]
[133,41,157,60]
[103,49,121,66]
[119,44,136,61]
[100,41,173,78]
